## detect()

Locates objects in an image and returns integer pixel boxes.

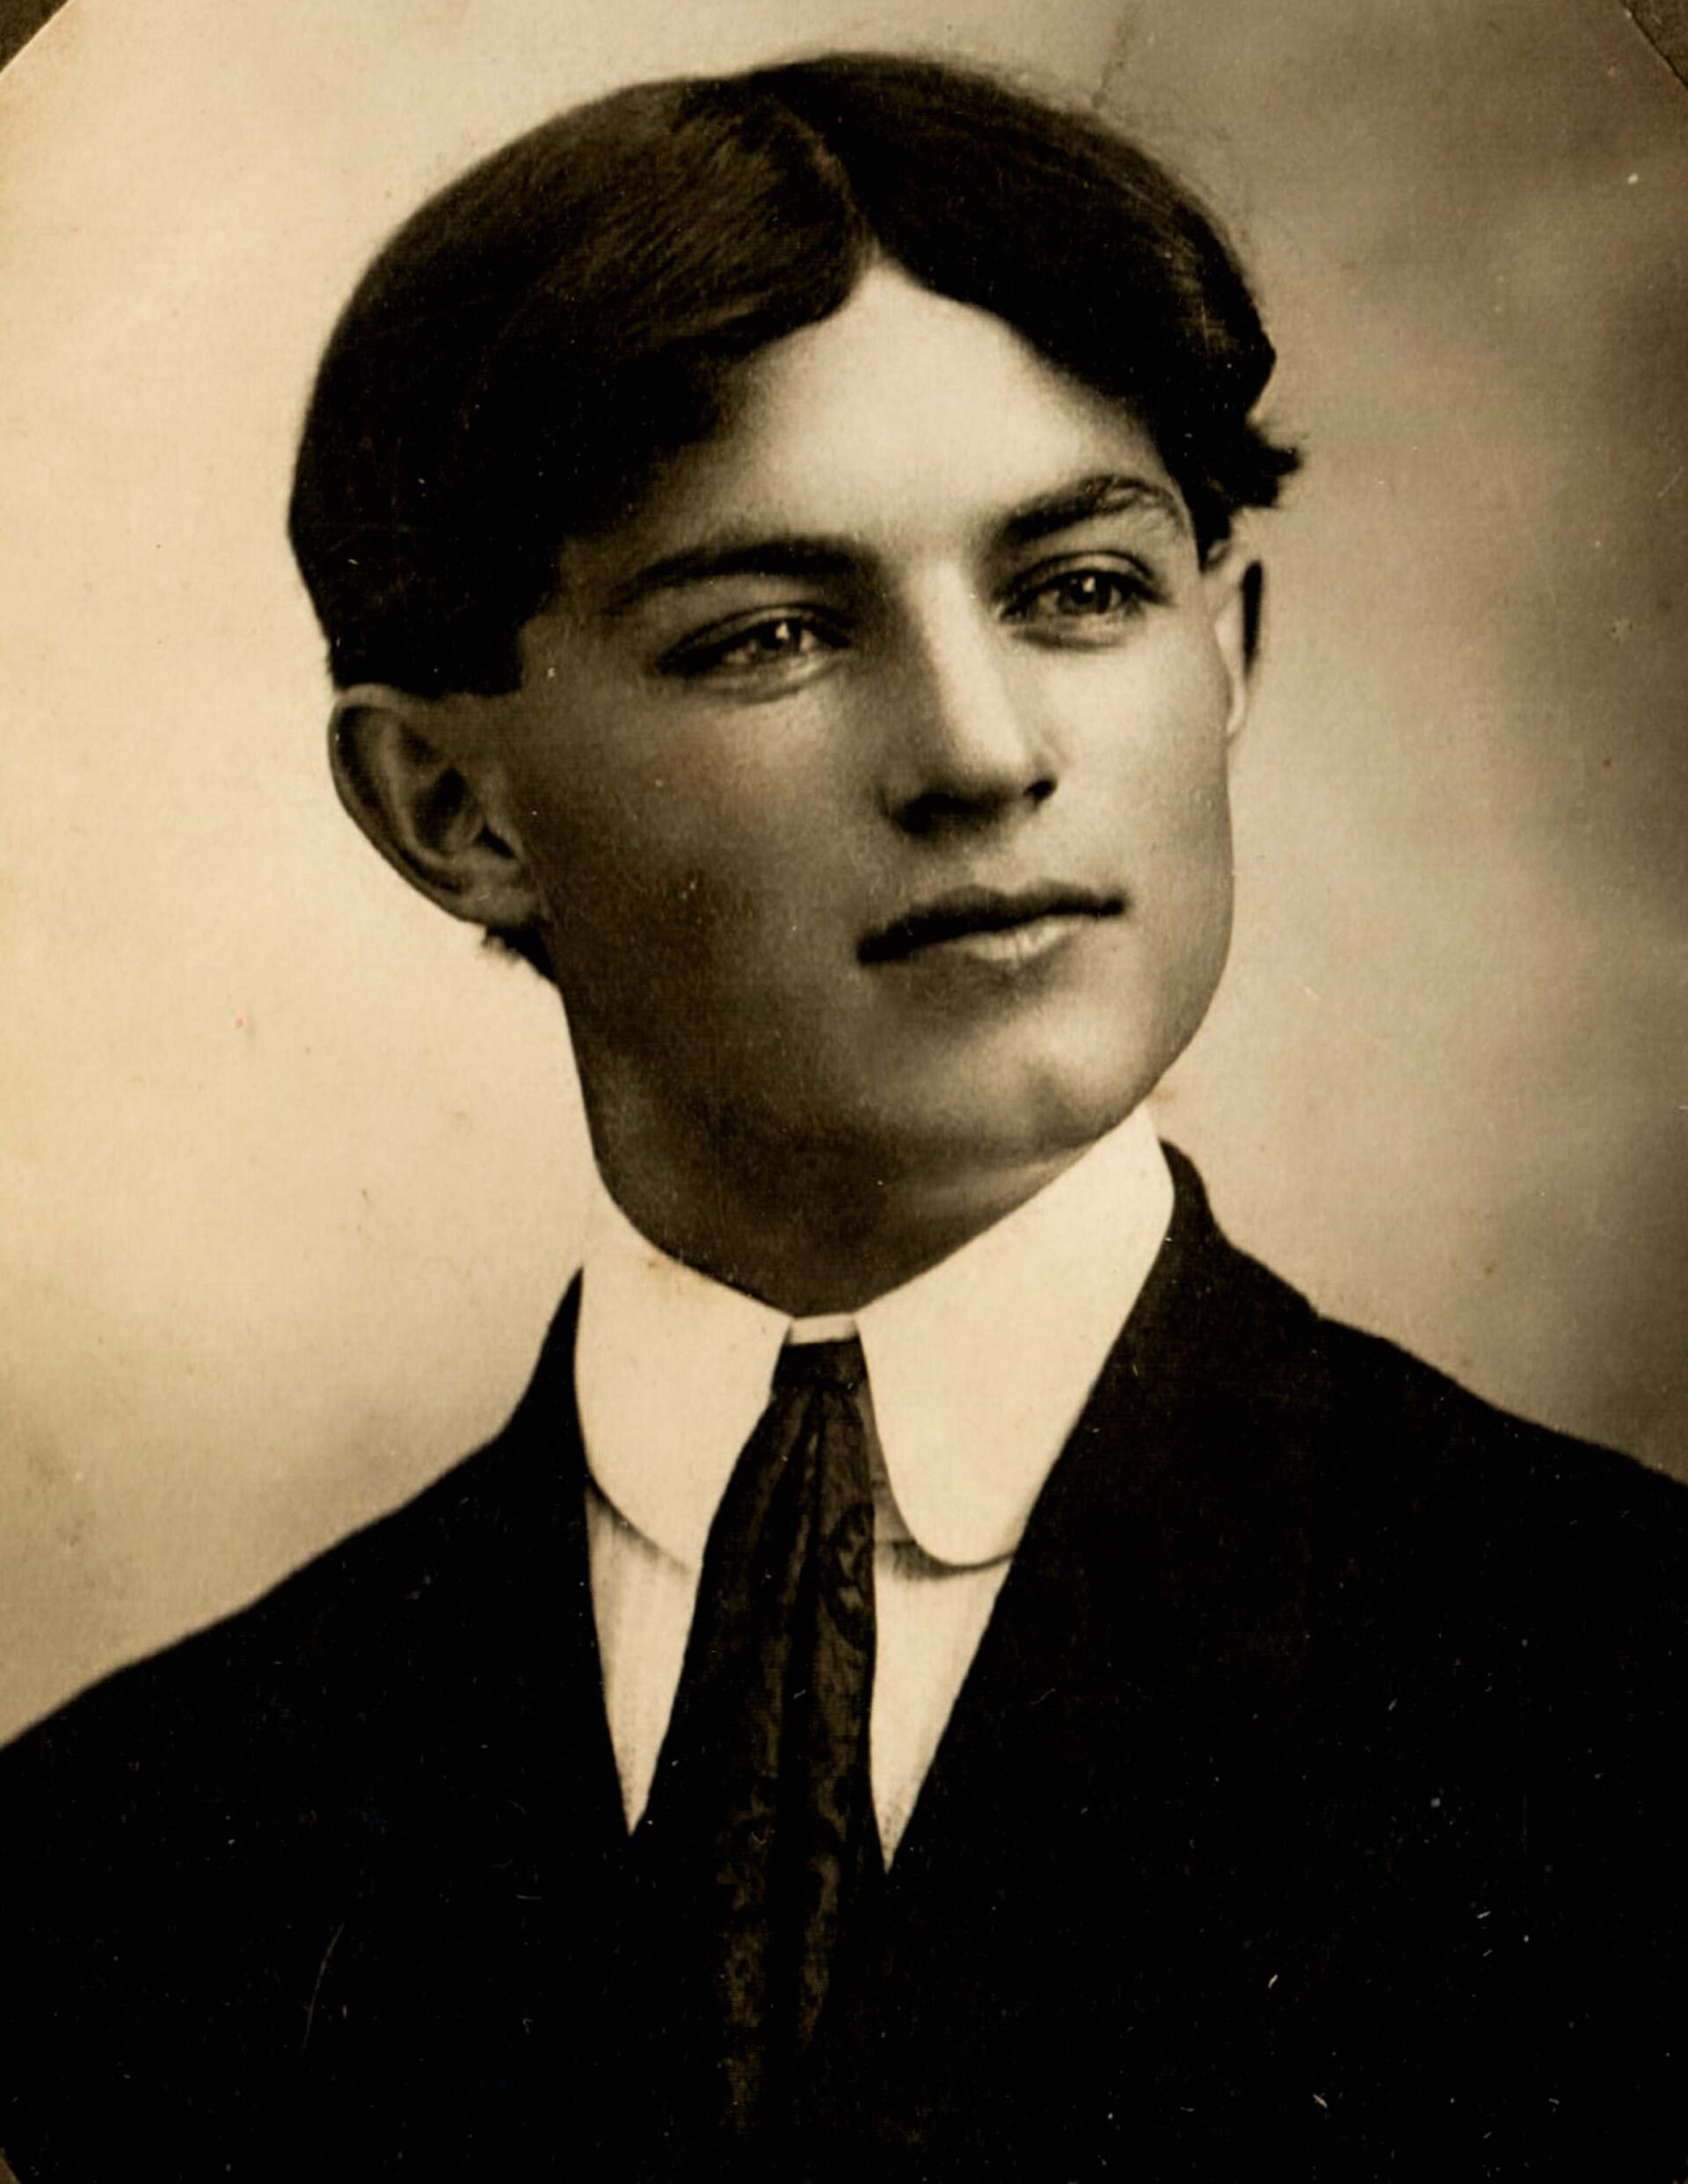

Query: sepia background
[1,0,1684,1743]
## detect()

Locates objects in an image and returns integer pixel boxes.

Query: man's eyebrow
[601,537,859,615]
[594,474,1186,614]
[999,473,1189,548]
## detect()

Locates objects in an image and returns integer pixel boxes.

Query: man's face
[477,265,1247,1205]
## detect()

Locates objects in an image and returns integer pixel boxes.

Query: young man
[2,54,1684,2182]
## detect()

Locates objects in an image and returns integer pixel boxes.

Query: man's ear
[328,685,542,932]
[1203,553,1263,745]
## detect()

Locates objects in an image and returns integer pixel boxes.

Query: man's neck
[583,1107,1109,1318]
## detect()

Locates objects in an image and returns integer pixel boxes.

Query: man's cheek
[666,861,743,928]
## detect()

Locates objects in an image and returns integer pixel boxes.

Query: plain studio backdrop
[1,0,1684,1742]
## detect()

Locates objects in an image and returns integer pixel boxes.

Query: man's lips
[858,885,1125,965]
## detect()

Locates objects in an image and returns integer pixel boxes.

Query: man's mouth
[858,885,1126,966]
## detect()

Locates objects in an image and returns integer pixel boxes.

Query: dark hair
[288,52,1298,703]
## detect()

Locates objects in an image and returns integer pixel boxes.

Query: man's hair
[288,52,1299,703]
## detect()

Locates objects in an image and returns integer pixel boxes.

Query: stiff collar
[574,1107,1174,1572]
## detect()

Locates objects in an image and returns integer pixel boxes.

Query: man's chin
[848,1047,1157,1190]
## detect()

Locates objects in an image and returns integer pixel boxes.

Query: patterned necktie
[632,1335,883,2150]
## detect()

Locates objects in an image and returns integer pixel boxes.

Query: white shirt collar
[575,1106,1174,1573]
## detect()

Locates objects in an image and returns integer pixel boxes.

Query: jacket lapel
[889,1145,1321,1887]
[808,1149,1329,2157]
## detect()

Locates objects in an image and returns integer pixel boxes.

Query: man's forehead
[555,267,1188,605]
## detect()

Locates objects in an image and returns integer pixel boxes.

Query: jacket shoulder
[1,1282,585,1813]
[1159,1140,1680,1498]
[1131,1144,1688,1643]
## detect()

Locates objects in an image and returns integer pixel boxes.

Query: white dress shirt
[576,1106,1175,1858]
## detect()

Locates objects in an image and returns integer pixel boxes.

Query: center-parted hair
[289,53,1298,699]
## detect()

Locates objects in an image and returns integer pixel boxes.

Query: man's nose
[876,581,1060,834]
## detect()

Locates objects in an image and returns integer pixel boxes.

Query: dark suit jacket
[3,1149,1684,2180]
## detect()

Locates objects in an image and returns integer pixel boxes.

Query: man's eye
[666,614,843,680]
[1007,564,1158,632]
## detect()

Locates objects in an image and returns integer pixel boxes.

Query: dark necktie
[631,1335,883,2150]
